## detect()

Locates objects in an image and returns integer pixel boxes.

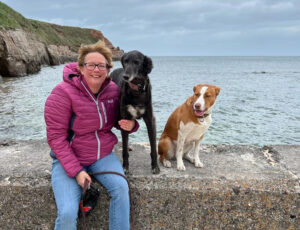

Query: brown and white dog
[158,84,220,171]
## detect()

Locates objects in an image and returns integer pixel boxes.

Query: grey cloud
[2,0,300,55]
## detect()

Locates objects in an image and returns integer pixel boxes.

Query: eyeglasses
[84,63,108,71]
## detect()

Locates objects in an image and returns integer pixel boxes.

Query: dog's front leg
[176,131,186,171]
[184,142,195,163]
[193,136,204,168]
[121,130,130,174]
[143,114,160,174]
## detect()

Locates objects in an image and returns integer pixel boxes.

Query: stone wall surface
[0,140,299,229]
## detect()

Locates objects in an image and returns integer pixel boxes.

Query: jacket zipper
[81,81,106,159]
[95,131,101,159]
[70,134,76,146]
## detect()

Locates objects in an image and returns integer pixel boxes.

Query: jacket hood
[63,62,82,85]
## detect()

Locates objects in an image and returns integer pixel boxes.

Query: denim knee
[56,204,78,229]
[111,179,129,198]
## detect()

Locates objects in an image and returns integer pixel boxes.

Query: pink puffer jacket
[44,62,138,177]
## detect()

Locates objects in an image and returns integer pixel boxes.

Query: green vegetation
[0,2,31,29]
[0,2,101,51]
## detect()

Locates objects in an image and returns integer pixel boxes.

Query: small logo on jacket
[107,99,114,103]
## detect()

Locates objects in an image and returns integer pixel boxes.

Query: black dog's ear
[121,53,127,68]
[143,55,153,75]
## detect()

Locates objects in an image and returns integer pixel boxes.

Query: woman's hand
[76,171,91,188]
[119,119,135,131]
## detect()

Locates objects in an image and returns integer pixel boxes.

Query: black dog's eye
[133,60,139,65]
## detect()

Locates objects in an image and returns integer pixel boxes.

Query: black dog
[110,50,160,174]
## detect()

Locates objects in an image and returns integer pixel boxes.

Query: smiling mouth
[194,109,206,117]
[91,75,102,78]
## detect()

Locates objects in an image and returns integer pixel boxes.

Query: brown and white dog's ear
[193,86,196,93]
[193,84,201,93]
[215,86,221,96]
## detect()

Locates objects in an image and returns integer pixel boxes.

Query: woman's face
[80,52,109,93]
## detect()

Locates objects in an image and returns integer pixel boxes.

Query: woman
[44,40,138,230]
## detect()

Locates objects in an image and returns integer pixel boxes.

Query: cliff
[0,2,124,77]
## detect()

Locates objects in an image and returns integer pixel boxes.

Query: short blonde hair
[77,40,113,69]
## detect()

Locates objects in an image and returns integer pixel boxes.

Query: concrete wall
[0,140,299,229]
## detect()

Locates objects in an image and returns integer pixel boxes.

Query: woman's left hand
[119,119,135,131]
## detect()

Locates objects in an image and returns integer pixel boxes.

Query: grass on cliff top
[0,2,101,51]
[0,1,33,29]
[29,20,100,51]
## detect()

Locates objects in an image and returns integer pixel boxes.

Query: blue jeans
[51,152,129,230]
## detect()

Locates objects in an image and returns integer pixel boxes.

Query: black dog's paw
[123,165,129,175]
[152,165,160,174]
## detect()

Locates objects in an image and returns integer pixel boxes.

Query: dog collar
[197,113,209,119]
[197,113,210,123]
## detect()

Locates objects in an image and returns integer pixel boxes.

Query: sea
[0,56,299,146]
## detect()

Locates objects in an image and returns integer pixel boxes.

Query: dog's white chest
[179,118,211,142]
[127,105,145,119]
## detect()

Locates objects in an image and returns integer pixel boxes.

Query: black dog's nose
[123,74,129,81]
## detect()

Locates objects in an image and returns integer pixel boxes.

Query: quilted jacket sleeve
[130,120,139,133]
[44,84,83,178]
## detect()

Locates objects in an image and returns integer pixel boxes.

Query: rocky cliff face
[90,29,124,60]
[0,29,124,77]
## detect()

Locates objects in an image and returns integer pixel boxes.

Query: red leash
[81,171,135,230]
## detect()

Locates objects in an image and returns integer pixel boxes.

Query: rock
[0,29,50,76]
[0,28,124,77]
[0,2,124,77]
[46,44,77,65]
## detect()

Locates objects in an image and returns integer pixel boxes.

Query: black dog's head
[121,51,153,90]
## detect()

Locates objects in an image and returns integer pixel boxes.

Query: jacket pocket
[102,99,117,126]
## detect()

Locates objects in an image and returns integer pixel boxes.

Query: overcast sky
[2,0,300,56]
